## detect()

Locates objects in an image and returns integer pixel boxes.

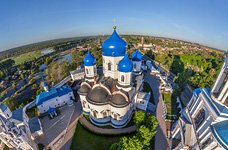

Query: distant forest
[0,36,94,61]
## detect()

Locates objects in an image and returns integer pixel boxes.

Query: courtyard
[37,104,75,148]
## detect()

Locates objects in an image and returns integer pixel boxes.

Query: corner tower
[102,26,127,79]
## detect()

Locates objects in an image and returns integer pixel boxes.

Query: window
[108,62,111,71]
[134,63,136,69]
[82,101,86,108]
[195,108,206,129]
[86,69,89,74]
[12,129,17,135]
[94,67,97,74]
[114,114,118,120]
[121,75,124,82]
[93,111,97,118]
[140,100,144,104]
[201,137,213,149]
[103,111,107,118]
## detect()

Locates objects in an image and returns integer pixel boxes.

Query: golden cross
[113,19,116,29]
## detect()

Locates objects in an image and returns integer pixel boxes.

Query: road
[144,71,169,150]
[143,55,176,81]
[59,102,82,150]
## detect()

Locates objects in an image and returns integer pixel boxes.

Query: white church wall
[103,55,124,79]
[110,105,130,120]
[118,72,132,86]
[132,61,142,72]
[85,65,97,78]
[80,95,90,112]
[89,103,110,119]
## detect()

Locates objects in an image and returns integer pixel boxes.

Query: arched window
[121,75,124,82]
[86,69,89,74]
[114,114,118,120]
[93,111,97,118]
[82,101,86,108]
[108,62,111,71]
[103,111,107,118]
[134,63,137,69]
[195,108,205,129]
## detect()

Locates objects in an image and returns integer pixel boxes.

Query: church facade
[77,27,150,128]
[171,53,228,150]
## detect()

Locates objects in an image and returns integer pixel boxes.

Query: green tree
[0,70,5,80]
[120,136,144,150]
[2,97,19,111]
[112,111,158,150]
[134,111,146,127]
[32,83,38,90]
[71,50,83,69]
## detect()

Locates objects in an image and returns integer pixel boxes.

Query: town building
[0,104,42,150]
[36,82,74,114]
[77,26,151,128]
[171,53,228,150]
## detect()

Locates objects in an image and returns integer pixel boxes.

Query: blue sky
[0,0,228,51]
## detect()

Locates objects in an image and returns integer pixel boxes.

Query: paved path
[59,102,82,150]
[144,71,169,150]
[79,116,136,135]
[37,105,76,148]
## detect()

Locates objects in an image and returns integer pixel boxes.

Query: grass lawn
[13,51,44,65]
[143,82,155,104]
[162,92,177,117]
[70,122,131,150]
[26,106,39,118]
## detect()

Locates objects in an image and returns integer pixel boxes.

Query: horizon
[1,34,225,53]
[1,0,228,51]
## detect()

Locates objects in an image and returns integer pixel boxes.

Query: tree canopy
[110,111,158,150]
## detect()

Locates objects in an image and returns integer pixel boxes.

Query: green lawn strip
[70,122,134,150]
[13,51,44,65]
[162,92,177,117]
[143,82,155,104]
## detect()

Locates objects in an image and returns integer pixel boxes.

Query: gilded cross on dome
[113,18,116,30]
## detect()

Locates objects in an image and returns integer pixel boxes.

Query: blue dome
[84,51,96,66]
[42,82,48,87]
[102,29,127,57]
[132,49,143,61]
[118,54,133,72]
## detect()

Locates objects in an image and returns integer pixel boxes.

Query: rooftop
[0,104,7,112]
[211,120,228,149]
[10,108,24,125]
[36,85,72,105]
[29,117,42,134]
